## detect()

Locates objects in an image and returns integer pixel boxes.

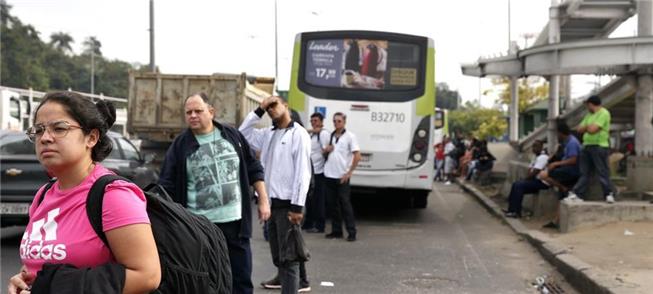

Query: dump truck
[127,71,273,169]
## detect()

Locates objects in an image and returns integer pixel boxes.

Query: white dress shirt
[310,129,331,175]
[323,130,360,179]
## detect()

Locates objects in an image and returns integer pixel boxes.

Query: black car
[0,130,158,227]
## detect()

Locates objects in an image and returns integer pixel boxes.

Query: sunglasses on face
[26,120,83,142]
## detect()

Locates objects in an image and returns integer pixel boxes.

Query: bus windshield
[303,38,422,91]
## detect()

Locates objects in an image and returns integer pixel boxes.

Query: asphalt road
[2,182,576,293]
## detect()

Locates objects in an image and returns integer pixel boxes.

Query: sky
[8,0,638,107]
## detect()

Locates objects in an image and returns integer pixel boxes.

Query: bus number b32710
[370,112,406,123]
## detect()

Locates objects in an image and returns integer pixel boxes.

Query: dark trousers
[216,220,253,294]
[303,173,326,231]
[572,146,614,197]
[268,204,300,294]
[507,179,549,215]
[325,177,356,236]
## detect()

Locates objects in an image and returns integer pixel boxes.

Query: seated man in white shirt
[503,140,549,218]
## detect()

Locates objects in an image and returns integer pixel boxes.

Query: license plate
[1,203,30,215]
[360,153,372,162]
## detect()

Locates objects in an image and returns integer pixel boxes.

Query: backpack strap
[86,174,130,247]
[36,179,58,207]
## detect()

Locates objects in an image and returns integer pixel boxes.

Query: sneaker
[325,232,343,239]
[444,181,452,185]
[346,234,357,242]
[299,283,311,293]
[542,221,559,229]
[504,211,521,218]
[563,192,583,203]
[261,275,281,289]
[606,194,615,204]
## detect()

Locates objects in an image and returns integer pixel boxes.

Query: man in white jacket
[239,96,312,294]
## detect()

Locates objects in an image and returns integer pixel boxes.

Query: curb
[456,179,620,294]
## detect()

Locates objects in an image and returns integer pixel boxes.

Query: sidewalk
[457,180,652,294]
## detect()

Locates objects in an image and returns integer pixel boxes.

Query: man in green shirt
[566,95,616,203]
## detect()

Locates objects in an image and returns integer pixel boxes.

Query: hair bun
[96,100,116,128]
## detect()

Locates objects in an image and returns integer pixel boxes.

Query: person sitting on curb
[538,121,582,229]
[503,140,549,218]
[467,140,495,184]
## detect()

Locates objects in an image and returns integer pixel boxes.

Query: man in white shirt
[323,112,361,242]
[443,137,456,184]
[239,96,312,294]
[503,140,549,218]
[303,112,331,233]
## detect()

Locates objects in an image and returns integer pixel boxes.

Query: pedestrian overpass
[461,0,653,194]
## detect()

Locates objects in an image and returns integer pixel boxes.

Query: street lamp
[274,0,279,93]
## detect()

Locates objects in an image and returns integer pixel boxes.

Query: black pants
[303,173,326,231]
[573,146,614,197]
[325,177,356,236]
[268,203,300,294]
[216,220,253,294]
[507,179,549,215]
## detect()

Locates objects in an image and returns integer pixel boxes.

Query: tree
[436,82,460,110]
[491,76,549,113]
[0,4,48,89]
[449,102,507,140]
[49,32,74,53]
[83,36,102,56]
[0,6,135,96]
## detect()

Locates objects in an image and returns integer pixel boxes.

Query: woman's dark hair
[34,91,116,162]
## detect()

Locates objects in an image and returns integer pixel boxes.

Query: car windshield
[0,134,35,156]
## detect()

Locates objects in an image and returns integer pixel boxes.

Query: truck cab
[1,89,25,131]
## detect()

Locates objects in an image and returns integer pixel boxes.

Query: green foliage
[491,77,549,112]
[449,102,507,140]
[435,82,460,110]
[0,4,133,97]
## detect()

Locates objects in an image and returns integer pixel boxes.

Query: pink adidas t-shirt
[20,164,150,275]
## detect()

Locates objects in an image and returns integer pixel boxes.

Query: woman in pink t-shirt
[8,92,160,294]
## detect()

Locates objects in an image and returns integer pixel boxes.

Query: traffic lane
[252,182,576,293]
[1,183,575,293]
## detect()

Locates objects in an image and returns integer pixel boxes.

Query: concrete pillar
[509,76,519,142]
[627,0,653,194]
[547,0,561,151]
[560,75,572,112]
[638,0,653,36]
[636,0,653,156]
[635,75,653,156]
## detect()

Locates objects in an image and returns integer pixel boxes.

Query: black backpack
[37,175,232,293]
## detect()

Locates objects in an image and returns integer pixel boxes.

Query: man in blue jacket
[159,93,270,294]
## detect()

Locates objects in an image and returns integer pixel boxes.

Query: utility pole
[274,0,279,92]
[149,0,155,72]
[508,0,512,50]
[91,50,95,94]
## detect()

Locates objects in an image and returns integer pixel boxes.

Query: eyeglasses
[25,120,83,142]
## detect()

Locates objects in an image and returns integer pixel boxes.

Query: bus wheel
[412,191,429,209]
